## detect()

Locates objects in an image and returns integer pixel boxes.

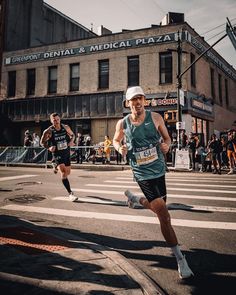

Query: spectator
[180,130,188,149]
[187,133,197,170]
[104,135,112,163]
[170,138,177,167]
[32,133,40,147]
[76,133,84,164]
[84,135,92,162]
[24,130,33,147]
[221,136,229,169]
[227,131,236,175]
[208,134,223,174]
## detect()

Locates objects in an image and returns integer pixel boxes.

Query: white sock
[171,245,184,262]
[125,190,141,203]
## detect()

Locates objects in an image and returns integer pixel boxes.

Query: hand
[48,146,56,152]
[68,141,75,147]
[118,145,127,156]
[160,142,169,154]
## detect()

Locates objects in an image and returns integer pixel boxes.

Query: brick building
[0,2,236,146]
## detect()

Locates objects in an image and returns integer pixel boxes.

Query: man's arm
[64,125,75,146]
[113,119,127,155]
[151,112,171,154]
[40,128,52,149]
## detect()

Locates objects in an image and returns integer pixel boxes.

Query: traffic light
[164,110,177,122]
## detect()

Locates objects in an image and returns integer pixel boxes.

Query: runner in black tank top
[40,113,78,202]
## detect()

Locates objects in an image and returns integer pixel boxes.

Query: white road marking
[54,196,123,205]
[105,180,236,188]
[86,184,236,194]
[116,177,236,183]
[54,196,236,213]
[1,204,236,230]
[0,175,38,182]
[72,188,236,201]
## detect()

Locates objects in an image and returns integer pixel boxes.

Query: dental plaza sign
[5,32,179,65]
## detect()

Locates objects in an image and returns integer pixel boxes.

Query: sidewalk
[0,215,164,295]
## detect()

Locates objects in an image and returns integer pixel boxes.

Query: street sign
[226,18,236,50]
[176,121,185,130]
[180,89,185,106]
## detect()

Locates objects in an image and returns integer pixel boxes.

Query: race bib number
[134,146,158,166]
[57,141,68,150]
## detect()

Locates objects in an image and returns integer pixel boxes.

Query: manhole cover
[16,181,42,186]
[78,175,95,178]
[0,188,12,192]
[7,194,46,204]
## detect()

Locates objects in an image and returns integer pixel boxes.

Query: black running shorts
[137,175,167,203]
[54,151,71,167]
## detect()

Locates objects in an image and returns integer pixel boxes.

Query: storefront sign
[185,31,236,81]
[5,32,182,65]
[192,99,213,113]
[124,96,177,108]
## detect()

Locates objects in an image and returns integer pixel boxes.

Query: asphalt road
[0,166,236,295]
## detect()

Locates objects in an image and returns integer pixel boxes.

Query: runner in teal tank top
[123,109,166,181]
[113,86,194,279]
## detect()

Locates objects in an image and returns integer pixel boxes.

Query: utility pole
[176,31,184,150]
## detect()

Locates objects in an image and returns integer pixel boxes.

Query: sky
[45,0,236,68]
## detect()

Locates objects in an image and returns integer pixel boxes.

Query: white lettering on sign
[43,49,75,59]
[156,98,177,105]
[4,32,178,65]
[90,41,132,52]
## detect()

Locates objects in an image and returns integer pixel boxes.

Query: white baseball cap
[125,86,145,101]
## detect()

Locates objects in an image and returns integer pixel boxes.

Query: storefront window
[197,118,202,133]
[203,120,207,145]
[191,117,197,133]
[192,117,208,146]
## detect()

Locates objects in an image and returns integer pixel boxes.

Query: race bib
[134,146,158,166]
[57,141,68,150]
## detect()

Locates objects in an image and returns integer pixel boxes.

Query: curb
[0,162,131,171]
[22,218,165,295]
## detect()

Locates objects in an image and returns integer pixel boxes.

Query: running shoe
[177,256,194,279]
[52,163,58,174]
[69,192,78,202]
[124,190,140,208]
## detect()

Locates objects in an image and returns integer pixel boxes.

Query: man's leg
[141,197,178,245]
[58,164,77,201]
[126,193,193,278]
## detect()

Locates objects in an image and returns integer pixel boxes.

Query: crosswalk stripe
[1,204,236,230]
[116,177,236,183]
[53,197,236,213]
[105,180,236,188]
[72,188,236,202]
[0,175,38,182]
[86,184,236,194]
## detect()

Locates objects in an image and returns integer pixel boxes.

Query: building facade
[0,7,236,146]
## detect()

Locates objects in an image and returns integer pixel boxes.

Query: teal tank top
[123,110,166,181]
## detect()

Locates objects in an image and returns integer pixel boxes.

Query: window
[218,74,222,105]
[98,59,109,89]
[70,63,80,91]
[190,53,196,87]
[27,68,35,95]
[128,56,139,86]
[225,79,229,107]
[159,52,172,84]
[7,71,16,97]
[210,68,215,99]
[48,66,57,94]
